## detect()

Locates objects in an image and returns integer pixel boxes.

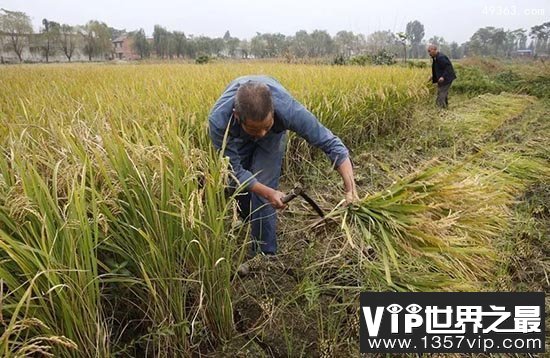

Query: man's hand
[265,189,286,209]
[337,157,358,206]
[438,76,444,83]
[345,190,359,206]
[250,182,286,209]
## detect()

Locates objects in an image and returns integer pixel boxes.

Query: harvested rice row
[338,94,548,292]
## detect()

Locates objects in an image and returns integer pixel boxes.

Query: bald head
[234,82,275,139]
[234,82,274,122]
[428,44,439,57]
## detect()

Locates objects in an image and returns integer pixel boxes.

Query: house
[112,34,140,60]
[514,49,533,57]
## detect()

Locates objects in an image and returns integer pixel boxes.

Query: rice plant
[338,143,549,292]
[0,62,546,356]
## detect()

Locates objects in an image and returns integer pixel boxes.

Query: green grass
[453,58,550,98]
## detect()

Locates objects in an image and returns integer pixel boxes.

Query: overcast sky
[2,0,548,43]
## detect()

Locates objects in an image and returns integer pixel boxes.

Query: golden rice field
[0,62,548,356]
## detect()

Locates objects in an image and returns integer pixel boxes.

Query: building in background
[514,49,533,57]
[112,34,139,60]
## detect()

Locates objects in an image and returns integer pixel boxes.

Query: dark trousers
[436,82,452,108]
[232,131,287,255]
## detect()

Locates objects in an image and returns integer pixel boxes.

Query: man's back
[431,52,456,85]
[208,75,350,186]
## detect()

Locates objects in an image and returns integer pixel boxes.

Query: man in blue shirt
[208,75,357,256]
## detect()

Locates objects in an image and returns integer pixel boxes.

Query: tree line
[1,8,548,63]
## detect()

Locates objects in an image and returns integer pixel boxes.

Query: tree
[185,35,198,58]
[309,30,334,57]
[469,27,495,56]
[225,36,240,57]
[395,32,408,62]
[366,30,398,54]
[211,37,225,56]
[428,35,444,47]
[60,24,78,62]
[503,29,526,56]
[250,33,267,58]
[41,19,61,62]
[335,30,356,57]
[405,20,425,58]
[290,30,311,58]
[0,8,33,62]
[517,29,528,49]
[222,31,241,57]
[428,35,451,55]
[153,25,171,58]
[449,42,464,59]
[193,35,214,57]
[239,39,250,58]
[530,22,550,55]
[80,20,112,61]
[491,28,506,56]
[172,31,186,58]
[223,30,231,42]
[109,27,126,40]
[131,28,150,59]
[251,32,288,58]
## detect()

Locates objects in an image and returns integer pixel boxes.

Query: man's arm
[281,94,357,202]
[209,115,287,208]
[283,96,349,167]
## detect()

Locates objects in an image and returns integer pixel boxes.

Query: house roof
[112,35,128,43]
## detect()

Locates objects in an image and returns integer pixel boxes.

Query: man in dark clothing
[428,45,456,108]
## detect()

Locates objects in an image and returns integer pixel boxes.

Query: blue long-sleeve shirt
[208,75,349,188]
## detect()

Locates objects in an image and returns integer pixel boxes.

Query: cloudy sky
[2,0,548,43]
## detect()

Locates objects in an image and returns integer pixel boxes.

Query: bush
[453,63,550,99]
[349,54,371,66]
[494,70,522,87]
[452,65,506,95]
[459,57,505,75]
[521,75,550,98]
[195,55,210,64]
[348,50,397,66]
[371,49,396,65]
[407,60,427,68]
[332,54,347,66]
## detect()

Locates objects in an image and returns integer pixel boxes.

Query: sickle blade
[300,192,325,218]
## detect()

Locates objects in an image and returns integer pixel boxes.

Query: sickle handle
[281,192,298,204]
[281,185,303,204]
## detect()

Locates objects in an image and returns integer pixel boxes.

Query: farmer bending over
[208,75,357,256]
